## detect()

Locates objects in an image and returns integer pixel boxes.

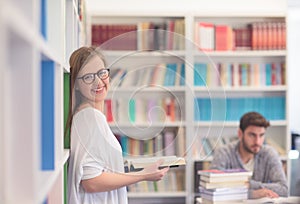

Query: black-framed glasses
[77,69,110,84]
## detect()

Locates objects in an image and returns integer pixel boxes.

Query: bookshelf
[88,1,289,202]
[192,14,289,201]
[0,0,85,203]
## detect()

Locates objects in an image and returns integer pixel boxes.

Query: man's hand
[252,188,279,199]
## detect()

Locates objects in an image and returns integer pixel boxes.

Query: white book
[201,174,250,183]
[198,169,253,178]
[124,155,186,171]
[201,192,248,201]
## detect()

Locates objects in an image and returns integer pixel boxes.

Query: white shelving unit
[88,1,289,202]
[0,0,85,203]
[88,0,290,203]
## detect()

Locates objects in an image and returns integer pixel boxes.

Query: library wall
[88,1,289,202]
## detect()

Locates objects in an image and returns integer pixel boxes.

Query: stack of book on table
[197,169,252,204]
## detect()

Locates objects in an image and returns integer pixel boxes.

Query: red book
[272,22,278,50]
[251,23,258,50]
[234,28,251,50]
[91,25,101,46]
[271,63,277,85]
[215,25,233,51]
[281,62,286,85]
[281,22,286,50]
[277,22,282,50]
[105,99,114,122]
[267,22,273,50]
[262,22,268,50]
[170,98,176,122]
[257,23,263,50]
[164,97,175,122]
[167,20,175,50]
[92,24,137,50]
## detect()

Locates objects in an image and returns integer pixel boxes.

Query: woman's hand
[81,159,170,193]
[137,159,169,181]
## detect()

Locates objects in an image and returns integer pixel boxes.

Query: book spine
[41,60,55,170]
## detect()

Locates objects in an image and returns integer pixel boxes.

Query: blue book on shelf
[167,63,177,86]
[180,64,185,86]
[225,98,232,121]
[258,97,266,117]
[279,96,286,120]
[227,98,243,121]
[128,99,136,122]
[164,63,176,86]
[211,98,226,121]
[41,60,55,170]
[40,0,47,39]
[264,97,272,120]
[121,136,129,156]
[202,98,211,121]
[163,64,170,86]
[194,63,207,86]
[273,96,286,120]
[194,98,200,121]
[265,63,272,86]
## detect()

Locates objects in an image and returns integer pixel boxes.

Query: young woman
[66,46,169,204]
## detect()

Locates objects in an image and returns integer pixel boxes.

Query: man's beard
[242,136,261,154]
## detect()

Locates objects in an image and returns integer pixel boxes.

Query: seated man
[210,111,288,199]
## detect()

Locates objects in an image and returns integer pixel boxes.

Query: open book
[124,155,186,171]
[196,197,300,204]
[244,196,300,204]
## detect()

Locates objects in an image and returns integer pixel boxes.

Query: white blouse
[68,107,127,204]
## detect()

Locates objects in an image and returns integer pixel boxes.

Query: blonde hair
[64,46,106,142]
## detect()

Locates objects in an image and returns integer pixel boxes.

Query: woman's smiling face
[76,55,109,104]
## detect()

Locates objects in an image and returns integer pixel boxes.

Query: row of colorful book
[109,61,285,88]
[115,127,186,157]
[105,96,285,124]
[110,64,185,88]
[194,62,285,87]
[91,19,185,51]
[194,96,286,121]
[195,21,286,51]
[196,169,252,204]
[104,97,181,123]
[127,168,185,192]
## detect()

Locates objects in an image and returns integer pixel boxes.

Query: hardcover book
[124,155,186,171]
[198,169,252,178]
